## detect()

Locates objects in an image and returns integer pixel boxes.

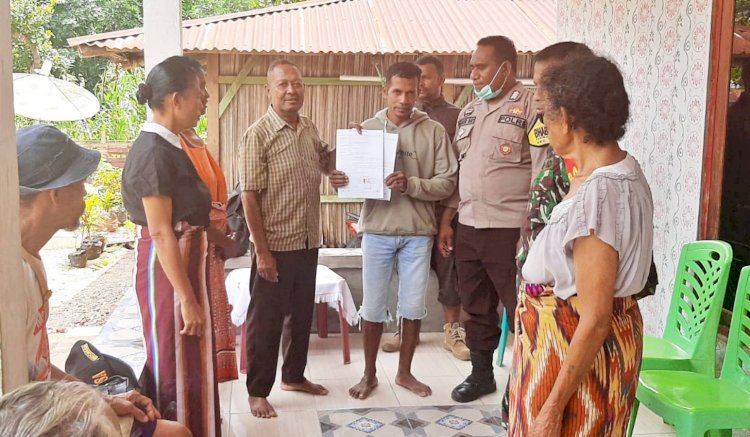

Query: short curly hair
[538,56,630,144]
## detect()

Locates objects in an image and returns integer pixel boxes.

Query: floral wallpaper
[558,0,714,336]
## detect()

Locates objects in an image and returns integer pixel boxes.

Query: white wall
[557,0,714,335]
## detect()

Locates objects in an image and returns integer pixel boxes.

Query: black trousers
[455,224,519,352]
[432,212,460,307]
[245,248,318,397]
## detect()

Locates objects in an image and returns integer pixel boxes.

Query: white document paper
[336,129,384,199]
[381,133,398,201]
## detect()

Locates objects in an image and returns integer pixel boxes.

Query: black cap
[17,125,101,196]
[65,340,140,392]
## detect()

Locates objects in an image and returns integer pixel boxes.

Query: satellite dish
[13,62,100,122]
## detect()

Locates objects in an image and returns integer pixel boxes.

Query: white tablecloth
[225,265,360,327]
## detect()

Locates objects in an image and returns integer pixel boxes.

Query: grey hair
[0,381,121,437]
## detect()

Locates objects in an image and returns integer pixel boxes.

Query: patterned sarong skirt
[508,289,643,436]
[134,224,221,437]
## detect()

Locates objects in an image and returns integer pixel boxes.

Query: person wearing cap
[122,55,220,436]
[16,125,190,437]
[438,35,550,403]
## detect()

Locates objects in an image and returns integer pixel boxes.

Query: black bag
[226,182,251,257]
[65,340,140,395]
[634,256,659,300]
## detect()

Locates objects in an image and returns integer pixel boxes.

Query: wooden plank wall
[217,52,534,247]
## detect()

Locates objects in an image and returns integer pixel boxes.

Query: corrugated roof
[68,0,556,57]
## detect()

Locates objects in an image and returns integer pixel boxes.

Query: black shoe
[500,381,510,429]
[451,349,497,402]
[451,374,497,402]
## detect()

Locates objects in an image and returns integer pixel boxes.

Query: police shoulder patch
[527,115,550,147]
[508,90,521,102]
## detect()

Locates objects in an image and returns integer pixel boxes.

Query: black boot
[451,350,496,402]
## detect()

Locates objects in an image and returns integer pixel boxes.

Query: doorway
[705,0,750,310]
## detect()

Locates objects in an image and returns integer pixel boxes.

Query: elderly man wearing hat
[16,125,190,437]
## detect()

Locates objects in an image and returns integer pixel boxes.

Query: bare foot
[348,375,378,400]
[249,397,277,419]
[395,372,432,397]
[280,379,329,395]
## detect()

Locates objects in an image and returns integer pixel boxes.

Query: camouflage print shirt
[516,153,571,274]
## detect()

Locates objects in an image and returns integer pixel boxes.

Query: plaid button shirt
[239,106,331,251]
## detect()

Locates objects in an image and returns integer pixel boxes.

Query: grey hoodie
[358,108,458,236]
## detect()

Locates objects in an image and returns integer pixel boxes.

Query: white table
[225,265,358,365]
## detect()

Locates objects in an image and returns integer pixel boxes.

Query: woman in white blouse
[508,56,654,436]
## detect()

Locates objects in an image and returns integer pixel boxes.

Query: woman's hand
[528,405,563,437]
[179,298,205,336]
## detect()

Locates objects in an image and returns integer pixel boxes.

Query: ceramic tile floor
[49,291,679,436]
[220,333,678,437]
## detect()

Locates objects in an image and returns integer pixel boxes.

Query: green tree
[46,0,304,88]
[48,0,142,89]
[11,0,57,73]
[15,63,146,142]
[737,0,750,26]
[182,0,305,19]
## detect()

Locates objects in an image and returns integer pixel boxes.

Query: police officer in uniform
[438,35,549,402]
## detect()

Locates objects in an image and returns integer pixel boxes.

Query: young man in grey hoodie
[332,62,458,400]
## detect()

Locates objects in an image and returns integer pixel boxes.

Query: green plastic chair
[640,240,733,375]
[628,266,750,436]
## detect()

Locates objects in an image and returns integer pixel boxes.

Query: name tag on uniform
[498,115,527,129]
[458,117,476,127]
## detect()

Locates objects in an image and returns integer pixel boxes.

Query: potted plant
[68,249,88,268]
[91,163,127,231]
[79,193,106,260]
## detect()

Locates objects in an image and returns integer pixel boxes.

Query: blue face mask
[474,61,509,101]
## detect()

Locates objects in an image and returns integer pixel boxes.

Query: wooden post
[0,0,31,394]
[205,54,220,160]
[700,0,735,239]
